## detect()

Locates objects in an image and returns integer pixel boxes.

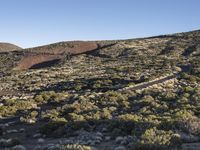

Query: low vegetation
[0,30,200,149]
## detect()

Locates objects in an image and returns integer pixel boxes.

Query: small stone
[89,141,96,146]
[7,129,18,134]
[96,132,103,137]
[8,121,16,126]
[121,136,133,145]
[34,145,42,150]
[115,136,124,144]
[87,140,92,145]
[63,139,73,144]
[11,145,26,150]
[7,138,20,146]
[0,123,8,128]
[46,144,55,147]
[33,133,42,138]
[90,147,98,150]
[42,134,46,138]
[46,144,60,150]
[27,119,36,124]
[102,128,107,132]
[38,138,45,143]
[95,136,103,141]
[19,128,25,133]
[0,139,7,147]
[95,138,101,144]
[114,146,126,150]
[105,136,111,141]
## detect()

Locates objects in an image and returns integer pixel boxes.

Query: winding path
[118,73,178,92]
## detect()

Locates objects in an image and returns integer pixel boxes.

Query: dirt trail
[118,74,177,92]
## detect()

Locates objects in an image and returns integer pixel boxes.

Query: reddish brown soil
[15,54,62,70]
[15,41,99,70]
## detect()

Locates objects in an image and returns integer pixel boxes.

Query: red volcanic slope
[15,41,99,70]
[15,54,62,70]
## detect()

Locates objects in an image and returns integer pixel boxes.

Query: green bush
[135,127,181,150]
[40,121,66,136]
[176,117,200,135]
[173,109,194,120]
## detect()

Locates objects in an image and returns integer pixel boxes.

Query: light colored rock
[114,146,126,150]
[63,139,73,144]
[27,119,36,124]
[95,140,101,144]
[95,136,103,141]
[33,133,42,138]
[121,139,128,145]
[46,144,60,150]
[0,139,7,146]
[7,129,18,134]
[96,132,103,137]
[34,145,42,150]
[102,128,107,132]
[105,136,111,141]
[115,136,124,144]
[38,138,45,143]
[11,145,26,150]
[88,140,96,146]
[19,128,25,133]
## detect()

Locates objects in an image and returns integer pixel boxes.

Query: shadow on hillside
[31,77,135,94]
[29,59,61,69]
[39,119,154,138]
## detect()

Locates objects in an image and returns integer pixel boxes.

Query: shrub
[118,114,142,122]
[101,108,112,119]
[161,92,177,101]
[34,91,67,104]
[135,127,181,150]
[0,106,17,117]
[176,117,200,135]
[46,144,91,150]
[173,109,194,120]
[41,109,67,122]
[99,91,129,108]
[40,121,66,136]
[68,113,85,122]
[3,99,15,106]
[20,110,38,123]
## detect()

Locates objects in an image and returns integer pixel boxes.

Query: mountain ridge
[0,42,22,52]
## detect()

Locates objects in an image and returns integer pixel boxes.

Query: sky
[0,0,200,48]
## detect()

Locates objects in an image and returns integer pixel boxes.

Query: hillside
[0,42,22,52]
[0,30,200,150]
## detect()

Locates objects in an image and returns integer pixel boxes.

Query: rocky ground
[0,30,200,150]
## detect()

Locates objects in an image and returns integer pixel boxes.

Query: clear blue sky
[0,0,200,48]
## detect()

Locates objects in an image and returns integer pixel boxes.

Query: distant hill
[0,43,22,52]
[25,41,98,55]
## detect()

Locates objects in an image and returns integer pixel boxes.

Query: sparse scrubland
[0,30,200,149]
